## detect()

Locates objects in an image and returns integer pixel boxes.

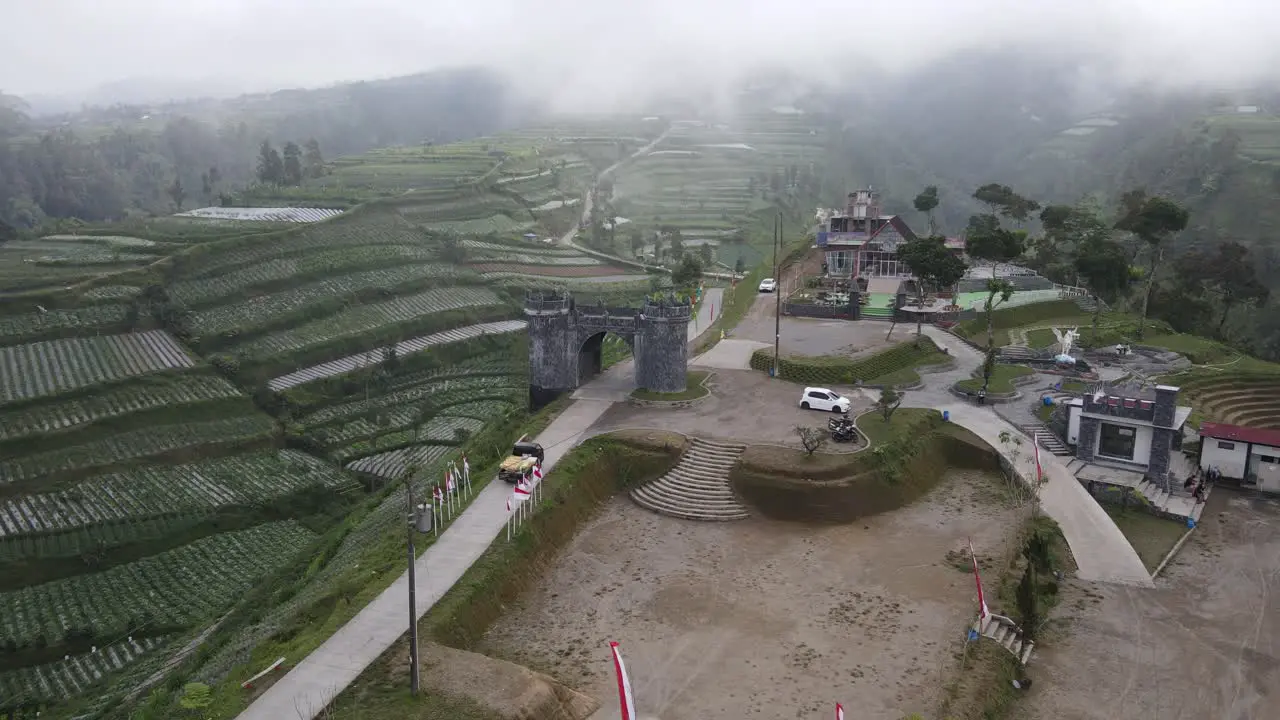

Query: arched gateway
[524,290,691,410]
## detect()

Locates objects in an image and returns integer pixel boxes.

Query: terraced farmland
[229,286,508,359]
[0,634,172,708]
[179,210,427,279]
[0,521,316,650]
[0,450,350,544]
[0,414,276,486]
[0,373,242,442]
[0,331,195,405]
[268,319,525,390]
[0,304,131,346]
[345,443,454,481]
[186,263,469,338]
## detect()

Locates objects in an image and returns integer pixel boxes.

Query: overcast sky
[5,0,1280,106]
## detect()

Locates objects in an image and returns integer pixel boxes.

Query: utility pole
[405,473,421,695]
[773,213,782,377]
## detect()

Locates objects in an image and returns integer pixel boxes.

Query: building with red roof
[1198,422,1280,492]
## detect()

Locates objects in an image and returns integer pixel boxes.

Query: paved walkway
[886,326,1154,587]
[237,288,722,720]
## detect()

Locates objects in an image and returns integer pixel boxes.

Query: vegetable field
[0,521,317,650]
[81,285,142,301]
[300,374,524,428]
[0,450,351,541]
[0,415,276,485]
[228,286,507,359]
[0,305,131,346]
[186,263,467,337]
[345,443,452,481]
[0,331,195,405]
[268,319,526,390]
[0,634,171,708]
[0,374,242,442]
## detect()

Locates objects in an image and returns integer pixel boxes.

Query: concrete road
[237,287,723,720]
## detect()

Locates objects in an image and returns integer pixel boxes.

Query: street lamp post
[773,213,782,376]
[405,470,433,695]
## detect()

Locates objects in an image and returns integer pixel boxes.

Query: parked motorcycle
[828,413,856,442]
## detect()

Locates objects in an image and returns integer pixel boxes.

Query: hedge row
[749,337,942,386]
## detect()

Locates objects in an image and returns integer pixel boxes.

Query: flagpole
[405,475,420,696]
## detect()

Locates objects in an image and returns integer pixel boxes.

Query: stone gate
[525,290,690,409]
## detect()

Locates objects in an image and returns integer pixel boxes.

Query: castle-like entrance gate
[524,291,691,409]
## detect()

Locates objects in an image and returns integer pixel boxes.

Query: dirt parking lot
[1026,488,1280,720]
[480,469,1024,720]
[591,368,872,446]
[736,294,917,358]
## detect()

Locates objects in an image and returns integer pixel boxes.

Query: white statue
[1052,326,1079,359]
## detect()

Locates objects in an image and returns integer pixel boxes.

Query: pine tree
[282,141,304,185]
[303,138,325,178]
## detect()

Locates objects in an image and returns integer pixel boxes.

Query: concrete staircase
[973,613,1035,665]
[999,345,1038,362]
[630,437,749,521]
[1018,422,1071,456]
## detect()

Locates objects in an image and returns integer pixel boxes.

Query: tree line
[0,68,523,230]
[898,182,1272,364]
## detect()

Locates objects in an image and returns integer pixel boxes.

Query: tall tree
[698,243,714,266]
[1114,190,1190,338]
[981,279,1016,389]
[302,138,325,178]
[256,140,284,184]
[168,176,185,210]
[912,185,940,236]
[965,214,1025,275]
[1174,241,1269,338]
[282,141,304,185]
[1040,204,1134,345]
[898,235,968,340]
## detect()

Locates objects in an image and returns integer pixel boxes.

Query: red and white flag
[506,497,511,512]
[433,486,443,504]
[446,472,455,493]
[969,537,989,620]
[533,463,543,483]
[609,641,637,720]
[836,703,845,720]
[1034,436,1044,483]
[514,480,531,497]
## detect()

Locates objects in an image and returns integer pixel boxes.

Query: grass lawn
[866,348,952,387]
[957,364,1035,393]
[1026,327,1058,349]
[855,407,935,445]
[1104,506,1188,572]
[630,370,710,401]
[1142,333,1240,365]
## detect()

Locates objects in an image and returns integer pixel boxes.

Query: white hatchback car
[758,278,778,293]
[799,387,851,413]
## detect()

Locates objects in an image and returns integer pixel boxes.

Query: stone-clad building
[1065,384,1192,492]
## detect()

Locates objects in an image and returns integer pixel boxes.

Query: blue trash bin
[1043,395,1053,406]
[942,410,950,422]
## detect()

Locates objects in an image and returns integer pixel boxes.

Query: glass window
[1218,441,1236,450]
[1098,423,1137,460]
[1259,455,1277,463]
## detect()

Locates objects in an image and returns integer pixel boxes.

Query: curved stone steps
[973,613,1035,666]
[630,437,750,521]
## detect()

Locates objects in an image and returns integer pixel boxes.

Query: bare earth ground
[591,368,874,446]
[1027,488,1280,720]
[480,469,1025,720]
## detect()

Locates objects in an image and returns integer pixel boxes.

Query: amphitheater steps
[973,613,1035,666]
[630,437,749,521]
